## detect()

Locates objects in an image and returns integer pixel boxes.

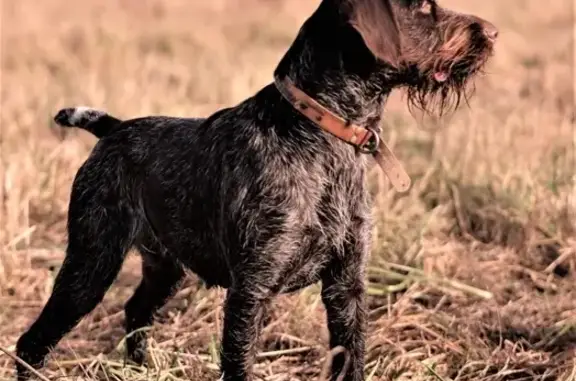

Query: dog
[15,1,497,380]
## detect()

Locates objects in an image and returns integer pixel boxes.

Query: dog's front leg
[321,266,367,381]
[321,227,369,381]
[219,286,270,381]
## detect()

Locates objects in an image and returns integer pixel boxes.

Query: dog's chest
[262,152,367,252]
[260,149,364,232]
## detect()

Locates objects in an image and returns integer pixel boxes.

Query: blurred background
[1,0,575,380]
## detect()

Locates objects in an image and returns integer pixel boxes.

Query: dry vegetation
[1,0,575,380]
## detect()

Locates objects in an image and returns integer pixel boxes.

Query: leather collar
[274,75,411,193]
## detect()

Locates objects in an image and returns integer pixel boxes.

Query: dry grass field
[1,0,575,380]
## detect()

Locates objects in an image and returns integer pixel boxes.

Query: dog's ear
[348,0,402,67]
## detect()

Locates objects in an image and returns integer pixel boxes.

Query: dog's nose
[481,21,498,41]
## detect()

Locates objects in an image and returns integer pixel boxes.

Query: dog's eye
[420,0,433,14]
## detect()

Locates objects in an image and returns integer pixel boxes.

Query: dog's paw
[126,352,147,367]
[125,339,149,367]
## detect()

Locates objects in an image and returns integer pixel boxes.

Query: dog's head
[339,0,498,115]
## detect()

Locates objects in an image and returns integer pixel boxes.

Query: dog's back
[51,86,366,288]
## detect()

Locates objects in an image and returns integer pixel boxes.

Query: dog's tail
[53,106,123,138]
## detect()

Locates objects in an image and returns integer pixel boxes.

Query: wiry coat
[15,1,497,380]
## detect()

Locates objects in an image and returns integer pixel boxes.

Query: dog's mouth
[431,49,491,84]
[433,71,450,83]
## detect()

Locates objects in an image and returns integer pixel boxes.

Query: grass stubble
[0,0,575,380]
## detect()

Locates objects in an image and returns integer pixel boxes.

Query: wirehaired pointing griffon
[16,1,497,380]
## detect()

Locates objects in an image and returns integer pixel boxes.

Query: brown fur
[349,0,402,67]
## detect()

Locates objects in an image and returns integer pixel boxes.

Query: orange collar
[274,75,411,193]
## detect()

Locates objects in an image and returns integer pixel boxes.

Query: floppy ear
[348,0,402,67]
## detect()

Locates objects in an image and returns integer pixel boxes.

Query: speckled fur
[15,1,496,380]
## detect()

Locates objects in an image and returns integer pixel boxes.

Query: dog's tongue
[434,71,449,82]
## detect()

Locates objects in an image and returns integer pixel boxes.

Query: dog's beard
[403,27,494,119]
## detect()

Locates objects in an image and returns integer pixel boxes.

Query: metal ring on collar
[357,127,380,155]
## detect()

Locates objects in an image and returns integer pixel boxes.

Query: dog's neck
[273,2,398,130]
[270,4,412,193]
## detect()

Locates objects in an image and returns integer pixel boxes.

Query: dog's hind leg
[124,237,185,365]
[15,158,135,381]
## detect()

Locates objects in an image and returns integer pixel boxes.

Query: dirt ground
[1,0,575,380]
